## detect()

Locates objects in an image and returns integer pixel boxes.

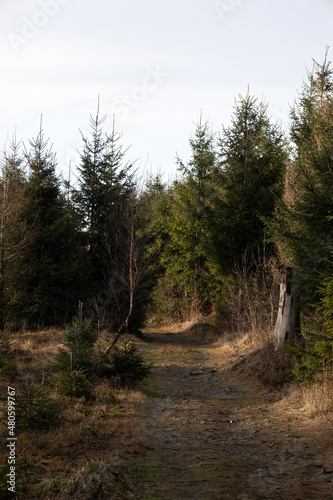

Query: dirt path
[135,328,333,500]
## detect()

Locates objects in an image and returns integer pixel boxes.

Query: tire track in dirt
[136,329,333,500]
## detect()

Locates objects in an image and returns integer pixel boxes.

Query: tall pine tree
[269,54,333,304]
[74,104,136,326]
[22,121,81,327]
[154,119,220,318]
[268,54,333,380]
[0,138,32,328]
[215,93,288,271]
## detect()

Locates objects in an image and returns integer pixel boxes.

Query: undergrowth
[0,323,151,498]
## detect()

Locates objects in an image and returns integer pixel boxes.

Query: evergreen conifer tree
[22,121,81,326]
[74,105,134,298]
[155,119,219,317]
[269,55,333,303]
[268,54,333,380]
[215,93,288,271]
[0,138,32,327]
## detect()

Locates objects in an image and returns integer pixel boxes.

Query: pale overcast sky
[1,0,332,182]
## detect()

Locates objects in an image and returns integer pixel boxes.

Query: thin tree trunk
[105,198,135,353]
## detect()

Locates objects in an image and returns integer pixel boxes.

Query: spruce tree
[74,104,145,333]
[139,173,170,260]
[74,106,134,297]
[22,122,81,327]
[136,175,172,320]
[270,55,333,303]
[215,93,288,271]
[155,119,219,318]
[268,54,333,380]
[0,138,31,327]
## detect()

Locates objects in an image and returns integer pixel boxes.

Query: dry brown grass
[0,328,149,498]
[213,325,273,362]
[151,318,204,334]
[14,408,148,497]
[280,373,333,418]
[37,458,139,499]
[301,380,333,416]
[117,388,147,407]
[265,370,333,454]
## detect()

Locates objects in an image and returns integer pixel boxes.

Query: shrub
[300,372,333,416]
[45,460,133,499]
[57,368,91,398]
[0,332,12,366]
[16,385,63,431]
[219,253,281,345]
[289,276,333,384]
[257,342,295,388]
[55,316,97,373]
[109,339,151,386]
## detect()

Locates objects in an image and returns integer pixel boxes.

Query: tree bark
[272,266,300,349]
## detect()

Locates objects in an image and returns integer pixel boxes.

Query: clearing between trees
[134,325,333,500]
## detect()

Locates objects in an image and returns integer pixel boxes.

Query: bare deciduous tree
[100,189,156,351]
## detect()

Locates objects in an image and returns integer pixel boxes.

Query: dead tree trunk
[272,266,300,349]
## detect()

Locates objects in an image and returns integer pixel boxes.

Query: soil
[134,327,333,500]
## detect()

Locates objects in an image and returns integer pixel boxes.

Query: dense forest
[0,55,332,382]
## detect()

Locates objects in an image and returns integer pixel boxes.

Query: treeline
[1,56,332,380]
[0,109,153,333]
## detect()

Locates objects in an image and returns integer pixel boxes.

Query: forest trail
[135,327,333,500]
